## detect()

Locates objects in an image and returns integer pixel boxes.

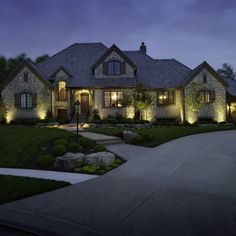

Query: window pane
[163,91,168,104]
[117,92,123,107]
[205,91,210,103]
[108,62,114,75]
[27,94,32,108]
[111,92,118,107]
[21,94,26,108]
[104,92,110,107]
[58,81,66,100]
[114,62,121,75]
[169,91,174,104]
[158,92,164,104]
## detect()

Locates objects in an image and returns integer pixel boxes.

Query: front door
[80,93,89,113]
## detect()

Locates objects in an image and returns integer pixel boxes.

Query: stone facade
[94,51,135,79]
[184,68,226,123]
[1,66,51,122]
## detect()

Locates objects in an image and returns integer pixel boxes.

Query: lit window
[108,61,121,75]
[58,81,67,101]
[20,93,32,108]
[104,91,123,107]
[200,90,215,103]
[157,91,175,105]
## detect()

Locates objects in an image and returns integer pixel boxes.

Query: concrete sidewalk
[0,130,236,236]
[0,168,97,184]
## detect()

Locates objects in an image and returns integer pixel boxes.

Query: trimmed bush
[37,154,55,167]
[129,135,143,144]
[94,144,107,152]
[69,143,83,153]
[114,159,123,164]
[78,137,93,148]
[52,144,66,156]
[53,139,68,146]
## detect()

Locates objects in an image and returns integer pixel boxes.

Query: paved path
[0,168,97,184]
[0,130,236,236]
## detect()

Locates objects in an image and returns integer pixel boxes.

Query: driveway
[0,130,236,236]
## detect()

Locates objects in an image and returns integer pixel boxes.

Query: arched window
[58,81,67,101]
[108,61,121,75]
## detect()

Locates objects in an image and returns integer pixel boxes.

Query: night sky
[0,0,235,70]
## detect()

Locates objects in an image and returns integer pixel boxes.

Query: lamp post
[74,100,81,137]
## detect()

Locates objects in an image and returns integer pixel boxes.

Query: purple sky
[0,0,236,70]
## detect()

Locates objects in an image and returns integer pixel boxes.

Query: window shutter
[32,94,37,108]
[102,62,108,75]
[14,94,20,108]
[121,62,126,74]
[210,91,215,102]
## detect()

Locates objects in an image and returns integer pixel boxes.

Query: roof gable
[92,44,137,70]
[0,60,53,90]
[50,66,72,79]
[183,61,228,87]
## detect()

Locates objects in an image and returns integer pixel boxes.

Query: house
[0,42,234,124]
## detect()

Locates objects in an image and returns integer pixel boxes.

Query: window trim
[20,93,33,109]
[103,91,123,108]
[107,61,121,75]
[157,90,175,105]
[199,90,215,103]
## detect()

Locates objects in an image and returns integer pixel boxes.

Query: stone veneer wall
[94,51,135,78]
[184,68,226,123]
[94,88,183,122]
[1,66,51,122]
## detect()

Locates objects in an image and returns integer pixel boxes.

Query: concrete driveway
[0,130,236,236]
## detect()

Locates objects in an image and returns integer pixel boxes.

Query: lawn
[0,175,70,204]
[0,125,70,168]
[89,126,236,147]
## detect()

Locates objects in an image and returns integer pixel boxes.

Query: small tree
[133,83,153,120]
[0,98,7,123]
[185,82,203,120]
[122,93,133,118]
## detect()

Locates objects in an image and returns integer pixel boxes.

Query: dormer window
[108,61,121,75]
[58,81,67,101]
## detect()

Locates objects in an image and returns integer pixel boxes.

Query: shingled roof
[34,42,232,90]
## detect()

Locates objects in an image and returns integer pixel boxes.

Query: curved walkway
[0,168,97,184]
[0,130,236,236]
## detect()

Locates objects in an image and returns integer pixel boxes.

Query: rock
[123,130,142,143]
[85,152,115,167]
[54,152,85,170]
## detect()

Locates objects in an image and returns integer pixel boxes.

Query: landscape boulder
[85,152,115,167]
[123,130,142,143]
[54,152,85,170]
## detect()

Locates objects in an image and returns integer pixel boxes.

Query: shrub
[82,165,98,174]
[94,144,107,152]
[92,109,101,121]
[115,159,123,164]
[129,135,143,144]
[37,154,55,167]
[78,137,93,148]
[110,162,119,168]
[53,139,68,146]
[69,142,83,152]
[0,98,7,123]
[52,144,66,156]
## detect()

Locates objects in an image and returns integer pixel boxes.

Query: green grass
[0,175,70,204]
[0,125,70,168]
[89,126,236,147]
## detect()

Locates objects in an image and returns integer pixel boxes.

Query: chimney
[139,42,146,54]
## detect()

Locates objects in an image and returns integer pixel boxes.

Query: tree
[217,63,235,80]
[185,82,203,114]
[122,93,133,118]
[133,83,153,120]
[35,54,49,64]
[0,56,7,78]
